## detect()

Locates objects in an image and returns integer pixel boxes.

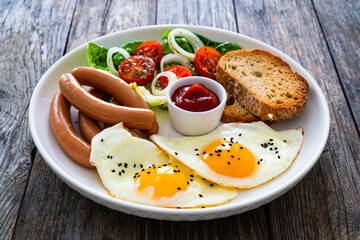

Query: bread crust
[216,49,309,121]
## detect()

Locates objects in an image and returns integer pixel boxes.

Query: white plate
[29,25,330,221]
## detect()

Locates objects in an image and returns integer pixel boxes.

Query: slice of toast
[217,49,309,121]
[222,94,260,123]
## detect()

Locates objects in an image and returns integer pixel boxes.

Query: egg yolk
[134,165,188,199]
[201,139,256,178]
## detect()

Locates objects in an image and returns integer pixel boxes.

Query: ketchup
[171,84,220,112]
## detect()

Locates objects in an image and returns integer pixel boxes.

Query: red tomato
[159,65,192,89]
[194,46,222,79]
[118,55,155,86]
[134,40,163,66]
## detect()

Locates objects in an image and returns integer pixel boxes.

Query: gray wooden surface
[1,0,359,239]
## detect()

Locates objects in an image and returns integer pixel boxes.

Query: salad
[87,28,242,108]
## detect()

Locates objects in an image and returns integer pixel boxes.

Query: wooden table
[1,0,359,239]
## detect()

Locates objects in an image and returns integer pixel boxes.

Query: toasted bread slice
[222,95,260,123]
[217,49,309,121]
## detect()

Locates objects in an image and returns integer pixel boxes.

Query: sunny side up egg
[151,122,303,189]
[90,123,237,208]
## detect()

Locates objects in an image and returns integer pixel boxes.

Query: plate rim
[29,24,330,220]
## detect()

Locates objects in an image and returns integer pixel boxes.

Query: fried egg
[90,123,237,208]
[151,121,303,189]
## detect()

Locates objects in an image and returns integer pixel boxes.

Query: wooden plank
[313,0,360,134]
[0,0,77,239]
[233,0,360,239]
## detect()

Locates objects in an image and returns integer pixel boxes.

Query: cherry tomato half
[159,65,192,89]
[134,40,163,66]
[194,46,222,79]
[118,55,155,86]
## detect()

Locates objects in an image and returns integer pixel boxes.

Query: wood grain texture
[313,0,360,134]
[7,0,360,239]
[233,0,360,238]
[0,0,76,238]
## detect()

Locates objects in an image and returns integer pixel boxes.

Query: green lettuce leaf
[129,82,167,108]
[87,42,109,71]
[121,41,143,55]
[214,42,242,55]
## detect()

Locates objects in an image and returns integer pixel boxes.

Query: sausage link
[78,88,106,143]
[71,67,159,134]
[59,73,156,129]
[71,67,148,108]
[50,91,93,168]
[108,97,159,136]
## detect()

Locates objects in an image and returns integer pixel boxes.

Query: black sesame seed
[217,154,221,156]
[140,164,143,168]
[133,164,136,168]
[175,165,178,168]
[260,159,263,161]
[231,155,234,158]
[239,134,242,136]
[227,162,231,165]
[229,143,232,146]
[210,183,214,187]
[147,171,151,174]
[199,194,203,197]
[177,207,181,209]
[111,170,115,172]
[118,163,122,167]
[163,164,167,166]
[124,163,128,168]
[203,151,206,154]
[227,150,230,152]
[275,151,279,154]
[190,175,194,177]
[194,148,198,151]
[110,156,113,159]
[202,206,205,208]
[196,153,199,156]
[222,144,225,146]
[122,170,125,173]
[278,156,281,159]
[284,140,287,142]
[269,139,273,141]
[269,148,273,151]
[101,139,104,142]
[257,161,260,165]
[238,157,240,160]
[175,152,178,155]
[275,147,278,150]
[177,187,181,190]
[190,179,193,181]
[141,169,145,172]
[152,164,155,167]
[119,172,121,176]
[209,153,213,156]
[107,155,110,159]
[240,147,243,149]
[187,181,189,185]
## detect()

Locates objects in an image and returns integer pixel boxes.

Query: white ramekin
[166,76,227,136]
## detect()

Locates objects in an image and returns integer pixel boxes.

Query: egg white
[90,123,237,208]
[150,121,303,189]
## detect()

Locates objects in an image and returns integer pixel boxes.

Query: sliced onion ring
[106,47,131,76]
[160,53,191,72]
[168,28,204,61]
[151,71,178,96]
